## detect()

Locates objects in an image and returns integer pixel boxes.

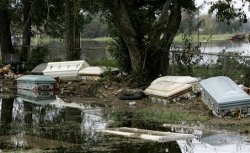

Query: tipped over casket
[199,76,250,117]
[144,76,199,103]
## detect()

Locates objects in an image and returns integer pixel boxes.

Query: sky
[195,0,250,16]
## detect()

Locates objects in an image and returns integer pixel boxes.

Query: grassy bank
[83,34,233,43]
[31,34,234,45]
[31,36,114,45]
[173,34,234,42]
[82,37,114,43]
[133,108,210,124]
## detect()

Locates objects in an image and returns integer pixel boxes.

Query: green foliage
[27,45,48,70]
[106,38,131,73]
[171,34,202,76]
[174,34,233,42]
[209,0,247,24]
[82,16,109,38]
[192,50,246,84]
[87,58,118,67]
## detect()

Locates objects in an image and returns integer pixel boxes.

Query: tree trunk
[108,1,144,81]
[21,0,32,62]
[108,0,182,83]
[74,0,80,58]
[0,4,15,63]
[64,0,80,61]
[145,0,181,79]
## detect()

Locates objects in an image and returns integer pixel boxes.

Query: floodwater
[172,40,250,55]
[46,40,112,61]
[1,96,250,153]
[46,39,250,62]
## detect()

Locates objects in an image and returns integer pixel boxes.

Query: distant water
[172,40,250,55]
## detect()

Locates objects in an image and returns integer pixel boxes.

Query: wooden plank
[162,124,239,135]
[101,127,194,142]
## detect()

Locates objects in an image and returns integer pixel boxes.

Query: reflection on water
[200,40,250,54]
[173,40,250,55]
[173,127,250,153]
[1,96,250,152]
[0,97,179,152]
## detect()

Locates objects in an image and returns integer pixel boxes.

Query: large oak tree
[84,0,196,83]
[83,0,250,83]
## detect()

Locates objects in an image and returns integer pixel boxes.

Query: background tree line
[1,0,250,84]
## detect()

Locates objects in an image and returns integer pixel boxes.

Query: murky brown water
[0,96,250,153]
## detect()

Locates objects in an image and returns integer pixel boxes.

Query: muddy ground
[56,78,250,133]
[2,77,250,133]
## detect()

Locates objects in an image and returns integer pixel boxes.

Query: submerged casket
[16,75,56,91]
[17,88,55,99]
[144,76,199,103]
[43,60,89,79]
[16,90,56,105]
[199,76,250,117]
[16,96,56,106]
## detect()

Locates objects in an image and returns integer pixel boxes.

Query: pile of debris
[56,79,123,99]
[0,64,17,79]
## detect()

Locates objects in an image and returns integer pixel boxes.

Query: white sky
[195,0,250,16]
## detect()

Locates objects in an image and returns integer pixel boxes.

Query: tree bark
[64,0,80,61]
[0,1,15,63]
[107,0,182,82]
[143,0,181,78]
[21,0,32,62]
[108,0,144,80]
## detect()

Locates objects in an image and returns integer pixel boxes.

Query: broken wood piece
[101,127,194,142]
[162,124,239,135]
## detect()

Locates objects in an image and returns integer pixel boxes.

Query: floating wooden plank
[162,124,239,135]
[101,127,194,142]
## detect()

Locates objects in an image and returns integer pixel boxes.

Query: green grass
[31,34,234,45]
[134,109,209,125]
[31,36,62,45]
[82,37,115,43]
[87,58,118,67]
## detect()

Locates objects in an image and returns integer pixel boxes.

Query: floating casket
[199,76,250,117]
[144,76,199,102]
[16,75,56,91]
[43,60,89,79]
[16,91,56,105]
[17,89,55,99]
